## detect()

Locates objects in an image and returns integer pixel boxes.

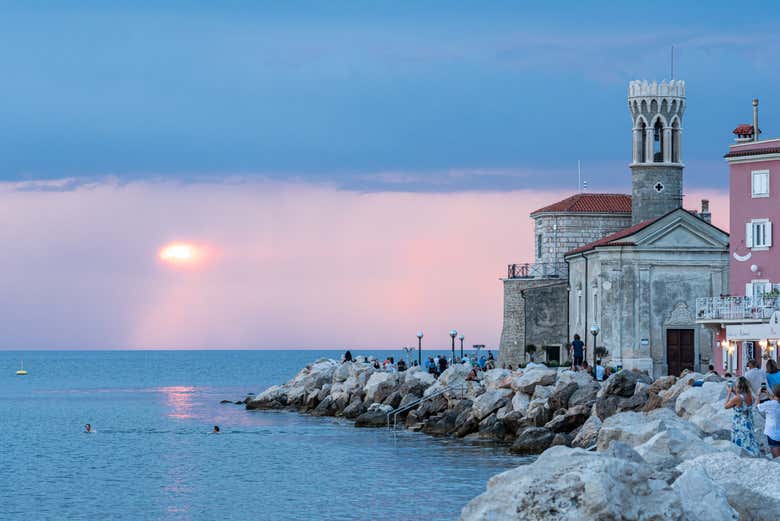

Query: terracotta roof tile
[725,146,780,158]
[733,124,756,135]
[530,193,631,216]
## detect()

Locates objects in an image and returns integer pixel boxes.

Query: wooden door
[667,329,695,376]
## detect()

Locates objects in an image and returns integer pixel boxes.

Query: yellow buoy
[16,361,27,376]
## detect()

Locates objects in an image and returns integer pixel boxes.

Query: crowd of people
[722,358,780,459]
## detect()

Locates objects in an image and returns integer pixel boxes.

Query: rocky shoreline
[242,359,779,520]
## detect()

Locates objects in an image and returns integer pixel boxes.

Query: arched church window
[639,120,647,163]
[653,119,664,162]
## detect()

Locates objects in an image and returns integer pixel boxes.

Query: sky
[0,1,767,349]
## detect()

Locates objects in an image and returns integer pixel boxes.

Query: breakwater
[244,359,780,520]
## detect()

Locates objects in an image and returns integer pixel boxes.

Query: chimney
[753,98,759,142]
[700,199,711,223]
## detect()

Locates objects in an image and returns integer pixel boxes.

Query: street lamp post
[450,330,458,364]
[459,334,465,360]
[417,332,424,366]
[590,324,600,367]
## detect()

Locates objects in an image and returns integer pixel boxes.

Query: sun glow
[158,242,205,266]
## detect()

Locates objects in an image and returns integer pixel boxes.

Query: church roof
[732,124,760,136]
[530,193,631,216]
[564,215,661,256]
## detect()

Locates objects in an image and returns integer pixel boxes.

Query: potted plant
[594,346,609,359]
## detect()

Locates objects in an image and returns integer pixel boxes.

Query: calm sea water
[0,350,526,521]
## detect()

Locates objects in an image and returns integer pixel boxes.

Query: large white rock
[571,415,602,449]
[460,446,683,521]
[671,466,739,521]
[405,367,436,388]
[555,369,595,388]
[596,408,703,451]
[511,392,530,417]
[510,368,557,395]
[482,368,512,390]
[634,426,723,470]
[525,385,554,419]
[471,389,513,421]
[676,452,780,521]
[364,372,398,403]
[333,362,351,382]
[675,382,725,418]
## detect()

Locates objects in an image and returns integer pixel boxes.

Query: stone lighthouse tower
[628,80,685,224]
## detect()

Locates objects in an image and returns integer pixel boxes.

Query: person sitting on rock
[465,366,479,381]
[725,376,759,457]
[595,360,605,381]
[343,350,352,363]
[397,359,407,372]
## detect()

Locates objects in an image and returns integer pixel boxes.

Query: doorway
[667,329,695,376]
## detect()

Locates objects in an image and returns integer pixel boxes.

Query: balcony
[507,262,568,279]
[695,295,780,324]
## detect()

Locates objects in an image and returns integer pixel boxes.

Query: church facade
[499,79,730,377]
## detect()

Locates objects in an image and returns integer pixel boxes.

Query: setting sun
[158,242,204,266]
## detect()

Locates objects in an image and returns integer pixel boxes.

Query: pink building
[697,100,780,374]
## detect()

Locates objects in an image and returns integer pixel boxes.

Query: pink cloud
[0,180,729,350]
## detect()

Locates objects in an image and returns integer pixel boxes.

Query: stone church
[499,79,730,377]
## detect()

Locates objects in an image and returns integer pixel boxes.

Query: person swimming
[212,425,220,434]
[84,423,92,433]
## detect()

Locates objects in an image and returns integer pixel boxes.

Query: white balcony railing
[696,295,780,322]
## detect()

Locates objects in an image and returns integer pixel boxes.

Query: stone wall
[499,279,568,366]
[631,164,683,224]
[534,213,632,265]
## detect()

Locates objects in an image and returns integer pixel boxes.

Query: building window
[536,234,543,259]
[593,293,599,322]
[752,170,770,198]
[746,219,772,249]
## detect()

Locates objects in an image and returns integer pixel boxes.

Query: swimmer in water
[212,425,220,434]
[85,423,92,433]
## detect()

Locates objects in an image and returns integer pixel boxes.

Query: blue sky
[2,1,779,192]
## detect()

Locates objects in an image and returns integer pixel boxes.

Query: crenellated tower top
[628,79,685,224]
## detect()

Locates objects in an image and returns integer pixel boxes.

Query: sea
[0,350,528,521]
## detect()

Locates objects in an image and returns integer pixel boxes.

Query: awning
[726,311,780,341]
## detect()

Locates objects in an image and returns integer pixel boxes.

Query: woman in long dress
[724,376,759,457]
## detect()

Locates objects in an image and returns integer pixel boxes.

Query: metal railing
[507,262,568,279]
[386,383,466,430]
[695,295,780,321]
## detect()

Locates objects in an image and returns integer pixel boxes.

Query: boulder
[501,410,524,437]
[310,395,337,416]
[676,452,780,521]
[354,404,392,428]
[511,392,530,416]
[547,381,578,412]
[525,385,554,427]
[461,446,683,521]
[633,426,723,471]
[550,432,572,447]
[482,368,512,390]
[509,427,555,455]
[601,369,653,398]
[422,399,472,436]
[543,404,590,433]
[382,390,403,409]
[364,372,399,403]
[596,408,703,451]
[415,394,448,420]
[333,362,351,382]
[246,384,287,409]
[478,412,510,440]
[675,382,725,418]
[671,466,739,521]
[471,388,513,421]
[571,415,601,449]
[342,398,366,419]
[568,382,600,408]
[510,369,557,395]
[404,367,436,388]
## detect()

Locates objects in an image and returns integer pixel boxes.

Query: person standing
[570,335,585,370]
[724,377,759,457]
[766,359,780,395]
[758,383,780,459]
[744,359,766,402]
